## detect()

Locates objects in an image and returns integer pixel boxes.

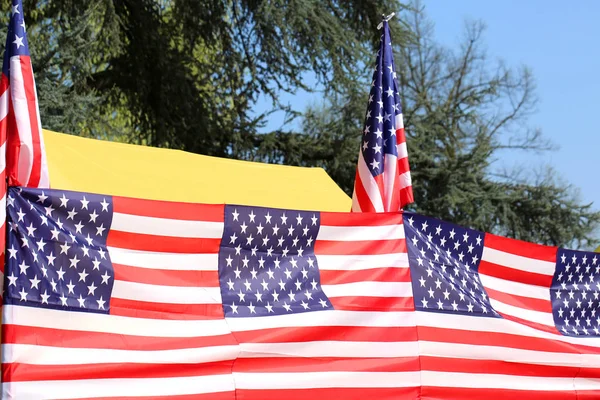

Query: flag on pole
[1,0,49,189]
[0,0,50,291]
[351,17,413,212]
[4,186,600,398]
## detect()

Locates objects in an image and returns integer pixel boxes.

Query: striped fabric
[351,20,413,213]
[2,187,415,399]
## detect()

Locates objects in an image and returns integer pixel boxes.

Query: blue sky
[257,1,600,207]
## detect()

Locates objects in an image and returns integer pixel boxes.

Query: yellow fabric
[42,129,352,211]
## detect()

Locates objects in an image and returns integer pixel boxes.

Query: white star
[66,280,76,294]
[311,215,318,226]
[45,205,55,217]
[319,299,328,308]
[237,290,246,302]
[97,296,106,310]
[451,301,459,310]
[59,194,69,208]
[267,269,275,279]
[50,279,58,291]
[77,295,86,308]
[88,210,99,223]
[80,196,89,210]
[283,302,292,312]
[246,234,254,245]
[272,290,280,301]
[67,208,78,220]
[36,191,48,203]
[25,222,36,236]
[40,215,48,226]
[248,211,256,223]
[8,245,17,259]
[40,290,50,304]
[19,287,28,301]
[373,143,382,153]
[272,224,280,235]
[265,303,274,313]
[16,208,26,222]
[98,248,106,259]
[59,293,68,306]
[7,273,18,286]
[78,269,89,282]
[87,282,98,296]
[96,224,106,236]
[265,212,272,224]
[56,267,66,281]
[421,298,428,308]
[257,224,264,235]
[374,128,383,137]
[248,303,256,314]
[301,301,310,310]
[296,214,303,225]
[231,303,240,314]
[100,198,110,212]
[229,232,238,244]
[12,4,20,14]
[45,252,56,266]
[385,87,394,97]
[18,260,29,275]
[370,159,380,170]
[244,279,252,291]
[13,34,24,49]
[234,268,241,279]
[101,271,111,284]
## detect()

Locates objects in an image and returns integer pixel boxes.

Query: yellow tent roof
[43,129,351,211]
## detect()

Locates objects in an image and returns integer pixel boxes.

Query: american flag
[2,187,412,398]
[0,0,50,296]
[351,19,413,212]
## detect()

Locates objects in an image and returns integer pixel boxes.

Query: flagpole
[377,12,396,30]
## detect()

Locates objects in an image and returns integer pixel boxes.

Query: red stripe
[330,296,414,311]
[320,267,411,285]
[114,264,220,287]
[110,298,224,320]
[484,286,552,313]
[2,361,233,382]
[398,186,413,210]
[113,196,224,222]
[6,87,19,186]
[19,57,42,187]
[420,387,581,400]
[484,232,557,261]
[321,211,403,227]
[496,312,563,335]
[315,238,406,255]
[107,231,220,253]
[235,357,419,373]
[420,356,600,378]
[2,324,235,351]
[70,394,234,400]
[417,325,600,354]
[480,260,553,287]
[352,170,377,213]
[236,388,419,400]
[233,326,417,344]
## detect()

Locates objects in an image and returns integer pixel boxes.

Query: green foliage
[297,4,600,249]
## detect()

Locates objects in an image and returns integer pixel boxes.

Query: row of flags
[2,1,600,400]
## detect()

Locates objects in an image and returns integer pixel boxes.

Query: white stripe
[322,281,412,298]
[234,371,420,389]
[489,298,555,327]
[357,151,384,212]
[383,153,398,210]
[10,56,34,186]
[240,341,417,358]
[317,253,409,271]
[108,246,218,271]
[480,273,549,300]
[2,305,230,337]
[482,246,555,276]
[397,142,408,159]
[3,343,238,365]
[398,171,412,190]
[318,224,405,241]
[0,194,6,232]
[227,310,416,331]
[395,113,404,130]
[421,371,599,391]
[0,141,6,176]
[416,311,600,348]
[31,72,50,188]
[351,187,362,212]
[112,280,222,304]
[0,88,9,122]
[112,212,224,238]
[419,340,600,368]
[2,374,235,399]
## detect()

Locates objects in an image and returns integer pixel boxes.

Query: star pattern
[551,249,600,336]
[218,205,332,317]
[3,1,31,79]
[360,21,403,177]
[4,187,114,314]
[404,212,498,318]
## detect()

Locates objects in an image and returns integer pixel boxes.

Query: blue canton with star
[218,205,332,317]
[360,20,403,177]
[403,212,498,318]
[551,249,600,336]
[4,187,115,314]
[2,0,31,78]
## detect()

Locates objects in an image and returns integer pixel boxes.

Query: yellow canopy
[42,129,352,211]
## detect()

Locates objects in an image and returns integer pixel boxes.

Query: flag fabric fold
[3,186,600,399]
[351,19,413,213]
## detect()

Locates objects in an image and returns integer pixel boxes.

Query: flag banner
[351,19,413,212]
[3,187,600,399]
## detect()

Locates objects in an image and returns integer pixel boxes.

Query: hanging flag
[351,17,413,212]
[1,0,50,189]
